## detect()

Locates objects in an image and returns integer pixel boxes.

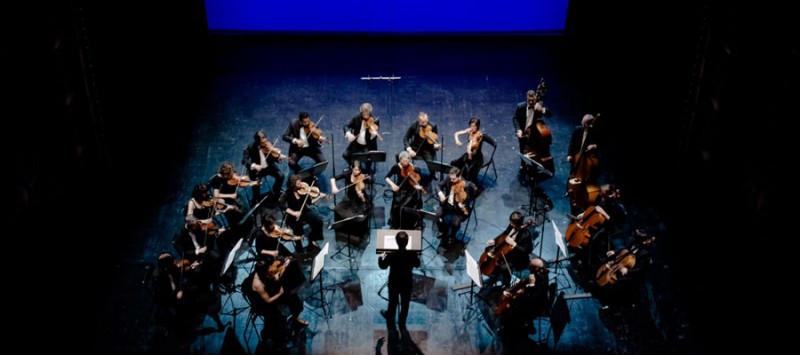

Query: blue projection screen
[205,0,569,34]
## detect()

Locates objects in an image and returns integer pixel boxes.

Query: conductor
[378,231,421,331]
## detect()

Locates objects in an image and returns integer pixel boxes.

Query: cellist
[481,211,535,287]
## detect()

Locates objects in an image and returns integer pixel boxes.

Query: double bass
[524,78,552,160]
[566,114,601,211]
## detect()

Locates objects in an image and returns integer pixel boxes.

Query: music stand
[455,250,491,328]
[401,207,439,259]
[516,152,551,218]
[305,242,333,319]
[296,160,329,183]
[329,214,366,266]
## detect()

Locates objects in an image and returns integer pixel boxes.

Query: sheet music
[464,250,482,288]
[311,242,330,281]
[552,220,567,258]
[220,237,244,276]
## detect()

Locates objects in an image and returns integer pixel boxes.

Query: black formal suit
[378,249,420,329]
[282,119,326,173]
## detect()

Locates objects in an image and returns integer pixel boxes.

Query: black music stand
[516,152,551,217]
[329,214,367,269]
[296,160,329,184]
[305,242,333,319]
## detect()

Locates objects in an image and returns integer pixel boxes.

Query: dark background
[7,0,790,351]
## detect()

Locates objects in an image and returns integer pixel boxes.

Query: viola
[261,141,286,160]
[450,180,469,215]
[419,125,438,145]
[400,164,427,194]
[363,116,383,141]
[479,220,534,276]
[564,205,608,248]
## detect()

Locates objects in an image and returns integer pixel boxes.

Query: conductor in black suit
[378,231,421,330]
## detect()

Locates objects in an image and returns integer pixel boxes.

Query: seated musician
[384,151,425,230]
[207,161,254,221]
[243,130,286,205]
[497,274,538,337]
[254,214,301,263]
[282,111,327,174]
[435,167,477,246]
[342,103,380,171]
[331,159,371,215]
[403,111,441,162]
[185,183,233,232]
[174,215,222,281]
[450,117,484,185]
[279,174,325,253]
[484,211,535,287]
[243,259,308,348]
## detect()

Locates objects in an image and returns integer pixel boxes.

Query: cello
[564,205,610,248]
[595,234,655,286]
[479,220,533,276]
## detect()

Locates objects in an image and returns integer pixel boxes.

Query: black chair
[478,133,498,186]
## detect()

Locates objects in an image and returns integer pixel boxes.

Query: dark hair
[262,214,276,229]
[469,117,481,129]
[509,211,524,226]
[192,184,209,199]
[299,111,310,119]
[254,130,266,142]
[396,231,409,249]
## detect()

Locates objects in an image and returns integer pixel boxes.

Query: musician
[279,174,325,252]
[331,159,371,214]
[497,274,539,337]
[254,214,300,263]
[527,257,552,317]
[450,117,484,185]
[282,111,327,174]
[342,103,380,170]
[403,111,441,162]
[185,183,232,232]
[243,130,285,204]
[154,252,226,333]
[379,231,421,331]
[244,258,309,347]
[207,161,252,221]
[174,215,221,273]
[484,211,535,287]
[567,114,601,185]
[512,89,554,180]
[435,167,477,246]
[384,151,425,230]
[152,253,184,325]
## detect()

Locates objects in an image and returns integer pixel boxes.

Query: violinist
[279,174,325,252]
[403,111,441,162]
[331,159,371,216]
[254,214,300,263]
[207,161,254,220]
[185,183,232,232]
[282,111,327,174]
[342,102,380,169]
[243,130,286,205]
[450,117,484,185]
[384,151,425,230]
[435,167,477,246]
[483,211,535,287]
[512,88,554,180]
[174,215,222,280]
[152,252,184,324]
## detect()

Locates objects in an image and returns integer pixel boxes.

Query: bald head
[530,257,545,269]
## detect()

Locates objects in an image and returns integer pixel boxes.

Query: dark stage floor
[100,36,696,354]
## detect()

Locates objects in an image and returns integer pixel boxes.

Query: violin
[304,115,329,143]
[199,220,218,235]
[268,225,299,240]
[227,175,259,187]
[595,235,655,287]
[201,198,228,210]
[564,205,609,248]
[261,140,286,160]
[419,125,438,145]
[177,258,201,271]
[363,116,383,141]
[297,181,329,199]
[467,131,483,159]
[400,164,427,194]
[450,180,469,215]
[479,220,534,276]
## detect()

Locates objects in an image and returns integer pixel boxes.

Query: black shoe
[380,309,388,319]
